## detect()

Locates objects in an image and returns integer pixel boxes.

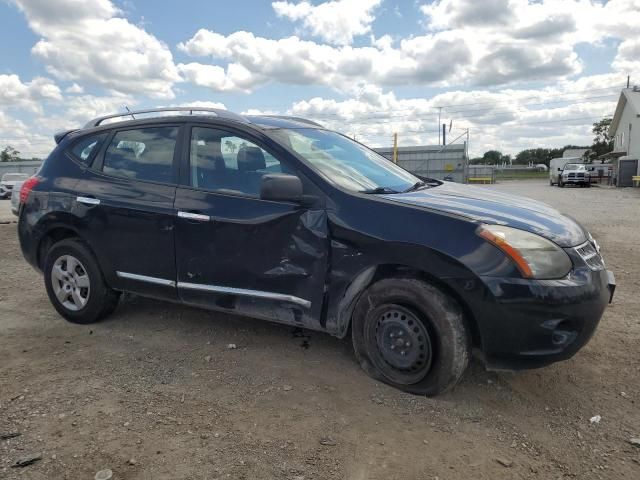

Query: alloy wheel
[50,254,91,311]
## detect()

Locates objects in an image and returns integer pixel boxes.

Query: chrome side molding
[114,271,311,309]
[177,211,210,222]
[76,196,100,206]
[116,271,176,287]
[178,282,312,308]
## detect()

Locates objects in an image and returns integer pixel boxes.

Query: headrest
[197,140,225,170]
[237,146,265,172]
[198,139,222,156]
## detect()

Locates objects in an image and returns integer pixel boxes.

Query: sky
[0,0,638,158]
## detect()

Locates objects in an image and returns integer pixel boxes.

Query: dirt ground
[1,182,639,480]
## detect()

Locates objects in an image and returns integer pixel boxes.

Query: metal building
[374,144,468,183]
[0,160,42,177]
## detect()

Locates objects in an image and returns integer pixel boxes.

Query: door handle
[177,211,210,222]
[76,196,100,206]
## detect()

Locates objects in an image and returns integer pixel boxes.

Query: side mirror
[557,168,561,172]
[260,173,303,202]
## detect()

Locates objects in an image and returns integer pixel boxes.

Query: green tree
[589,117,613,162]
[470,150,511,165]
[482,150,503,164]
[514,148,552,166]
[224,140,237,154]
[0,146,20,162]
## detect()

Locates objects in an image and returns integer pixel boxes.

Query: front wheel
[559,179,564,187]
[351,278,471,395]
[44,238,120,324]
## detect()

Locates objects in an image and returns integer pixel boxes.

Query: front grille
[5,185,13,190]
[575,241,605,271]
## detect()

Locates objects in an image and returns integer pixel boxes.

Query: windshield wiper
[403,181,427,193]
[360,186,400,194]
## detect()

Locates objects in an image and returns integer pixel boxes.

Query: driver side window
[189,127,282,197]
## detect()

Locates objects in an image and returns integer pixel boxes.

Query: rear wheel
[352,278,471,395]
[44,238,120,324]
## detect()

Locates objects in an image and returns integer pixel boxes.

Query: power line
[331,115,611,139]
[297,85,624,121]
[305,93,618,123]
[432,85,622,109]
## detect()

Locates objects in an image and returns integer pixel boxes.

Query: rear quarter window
[69,133,107,166]
[69,133,108,166]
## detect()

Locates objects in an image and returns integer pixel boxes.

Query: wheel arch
[334,263,482,350]
[36,225,82,270]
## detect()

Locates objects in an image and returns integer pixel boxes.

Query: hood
[381,182,587,247]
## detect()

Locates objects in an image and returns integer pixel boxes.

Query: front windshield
[271,128,421,193]
[563,164,584,171]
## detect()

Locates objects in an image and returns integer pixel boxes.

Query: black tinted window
[70,133,107,165]
[103,127,178,183]
[190,127,282,196]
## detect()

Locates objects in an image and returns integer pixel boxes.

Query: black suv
[17,107,615,395]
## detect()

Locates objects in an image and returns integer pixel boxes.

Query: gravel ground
[0,200,15,223]
[1,181,639,480]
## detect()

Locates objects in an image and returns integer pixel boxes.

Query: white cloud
[419,0,640,85]
[10,0,180,98]
[272,0,382,45]
[177,101,227,110]
[422,0,516,29]
[177,29,472,93]
[0,74,62,113]
[65,83,84,94]
[612,38,640,73]
[0,110,55,157]
[178,0,640,93]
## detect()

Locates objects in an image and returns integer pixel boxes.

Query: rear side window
[102,127,178,183]
[70,133,107,166]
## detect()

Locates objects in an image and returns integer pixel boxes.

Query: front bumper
[562,177,590,184]
[474,266,614,370]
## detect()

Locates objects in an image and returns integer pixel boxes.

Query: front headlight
[477,225,572,279]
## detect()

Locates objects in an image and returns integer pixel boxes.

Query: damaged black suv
[17,107,615,395]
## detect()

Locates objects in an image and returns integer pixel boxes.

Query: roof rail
[261,115,325,128]
[84,107,247,129]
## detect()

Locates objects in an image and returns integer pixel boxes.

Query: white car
[10,180,25,216]
[0,173,30,199]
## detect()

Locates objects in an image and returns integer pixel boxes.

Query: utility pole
[442,124,446,146]
[627,75,630,88]
[437,107,442,145]
[392,132,398,164]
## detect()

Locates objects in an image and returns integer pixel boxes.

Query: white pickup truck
[549,158,591,187]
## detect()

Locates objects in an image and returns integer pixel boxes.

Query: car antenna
[124,105,136,120]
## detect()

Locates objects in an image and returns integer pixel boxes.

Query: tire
[586,182,591,188]
[44,238,120,324]
[351,278,471,396]
[559,179,564,188]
